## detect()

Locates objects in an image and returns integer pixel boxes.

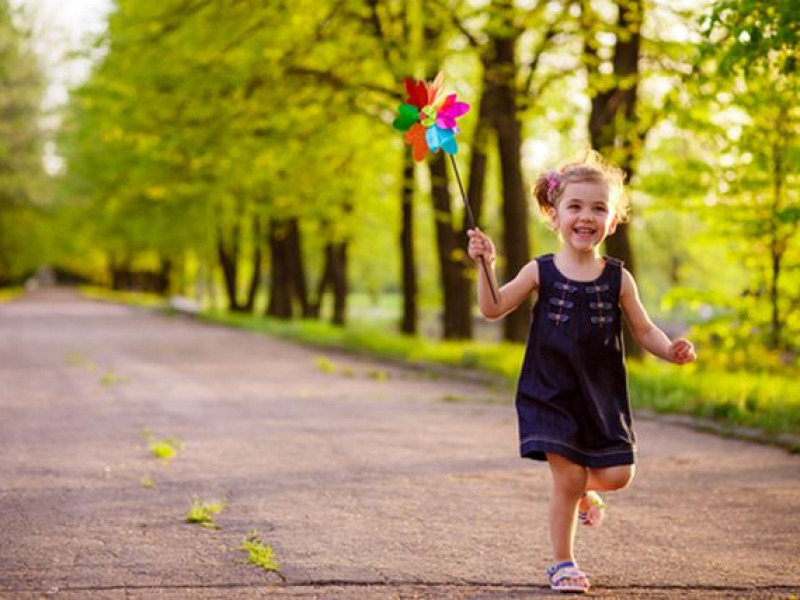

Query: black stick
[448,153,499,305]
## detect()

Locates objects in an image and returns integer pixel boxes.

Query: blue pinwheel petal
[425,126,442,152]
[440,131,459,154]
[426,125,459,154]
[426,125,458,154]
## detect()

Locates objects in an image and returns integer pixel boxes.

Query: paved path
[0,289,798,599]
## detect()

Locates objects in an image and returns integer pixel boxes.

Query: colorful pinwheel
[391,73,498,304]
[392,74,470,162]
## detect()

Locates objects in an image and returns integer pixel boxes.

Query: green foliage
[0,2,48,283]
[240,531,280,572]
[186,497,224,529]
[142,428,184,463]
[702,0,799,74]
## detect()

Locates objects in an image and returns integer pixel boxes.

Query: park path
[0,289,798,599]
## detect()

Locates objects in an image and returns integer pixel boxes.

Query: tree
[0,1,46,285]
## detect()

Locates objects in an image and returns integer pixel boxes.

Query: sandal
[578,491,605,528]
[547,561,590,593]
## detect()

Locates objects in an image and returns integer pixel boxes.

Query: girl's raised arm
[468,228,539,320]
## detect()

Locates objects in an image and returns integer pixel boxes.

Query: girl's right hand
[467,228,496,264]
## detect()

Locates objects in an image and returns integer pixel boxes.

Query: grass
[240,531,281,573]
[142,428,184,463]
[75,288,800,445]
[0,287,22,303]
[64,352,96,371]
[186,497,224,529]
[100,371,128,386]
[80,286,167,308]
[200,311,800,442]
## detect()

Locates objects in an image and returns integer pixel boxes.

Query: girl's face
[550,181,618,253]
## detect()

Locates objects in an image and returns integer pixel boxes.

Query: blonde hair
[533,149,630,222]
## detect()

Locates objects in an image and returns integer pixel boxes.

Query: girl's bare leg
[546,453,589,588]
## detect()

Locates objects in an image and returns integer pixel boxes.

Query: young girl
[467,151,696,593]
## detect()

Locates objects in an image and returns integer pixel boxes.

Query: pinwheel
[392,73,498,303]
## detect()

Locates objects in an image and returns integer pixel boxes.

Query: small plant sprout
[241,531,282,576]
[186,497,225,529]
[367,369,389,381]
[100,371,128,386]
[141,428,184,463]
[65,353,96,371]
[314,356,337,374]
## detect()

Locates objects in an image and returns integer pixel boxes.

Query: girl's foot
[578,491,605,527]
[547,561,590,593]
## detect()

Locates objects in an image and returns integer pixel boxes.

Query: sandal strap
[548,562,588,584]
[547,561,576,576]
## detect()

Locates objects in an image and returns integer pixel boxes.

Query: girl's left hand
[668,338,696,365]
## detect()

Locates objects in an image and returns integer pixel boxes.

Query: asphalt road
[0,289,798,599]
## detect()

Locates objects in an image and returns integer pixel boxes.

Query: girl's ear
[607,216,619,236]
[548,206,558,231]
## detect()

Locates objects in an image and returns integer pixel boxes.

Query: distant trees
[42,0,799,369]
[0,1,46,284]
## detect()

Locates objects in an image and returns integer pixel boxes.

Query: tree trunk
[769,137,785,350]
[284,218,310,317]
[217,219,246,312]
[583,0,643,356]
[466,88,491,230]
[484,2,531,342]
[429,153,472,340]
[400,149,418,334]
[243,217,262,313]
[329,242,348,326]
[266,219,293,319]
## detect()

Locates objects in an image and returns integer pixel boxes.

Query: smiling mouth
[574,228,595,235]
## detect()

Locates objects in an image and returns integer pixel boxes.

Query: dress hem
[520,438,635,468]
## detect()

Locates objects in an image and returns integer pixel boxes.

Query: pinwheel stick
[448,154,499,304]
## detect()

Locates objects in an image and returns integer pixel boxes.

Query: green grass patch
[629,361,800,437]
[186,497,224,529]
[80,286,167,308]
[142,428,184,463]
[0,287,22,303]
[100,371,128,386]
[314,356,337,374]
[64,352,96,371]
[199,311,800,440]
[240,531,280,573]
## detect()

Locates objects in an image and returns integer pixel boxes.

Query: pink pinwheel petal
[440,101,470,118]
[436,115,457,129]
[438,94,456,112]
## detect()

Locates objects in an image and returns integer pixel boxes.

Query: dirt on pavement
[0,289,798,599]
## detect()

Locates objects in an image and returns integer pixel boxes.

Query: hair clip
[545,170,560,201]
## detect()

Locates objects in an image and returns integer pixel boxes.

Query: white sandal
[547,561,590,593]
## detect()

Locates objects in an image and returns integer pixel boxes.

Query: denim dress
[516,254,636,468]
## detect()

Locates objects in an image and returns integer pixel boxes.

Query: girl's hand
[668,338,696,365]
[467,228,496,264]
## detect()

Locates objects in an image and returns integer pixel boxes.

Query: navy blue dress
[516,253,636,468]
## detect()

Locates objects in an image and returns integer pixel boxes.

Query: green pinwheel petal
[392,103,420,131]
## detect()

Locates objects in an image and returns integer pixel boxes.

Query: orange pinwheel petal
[405,123,429,162]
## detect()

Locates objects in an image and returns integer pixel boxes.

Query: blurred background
[1,0,799,432]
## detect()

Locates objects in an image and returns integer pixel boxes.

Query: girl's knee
[591,465,635,491]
